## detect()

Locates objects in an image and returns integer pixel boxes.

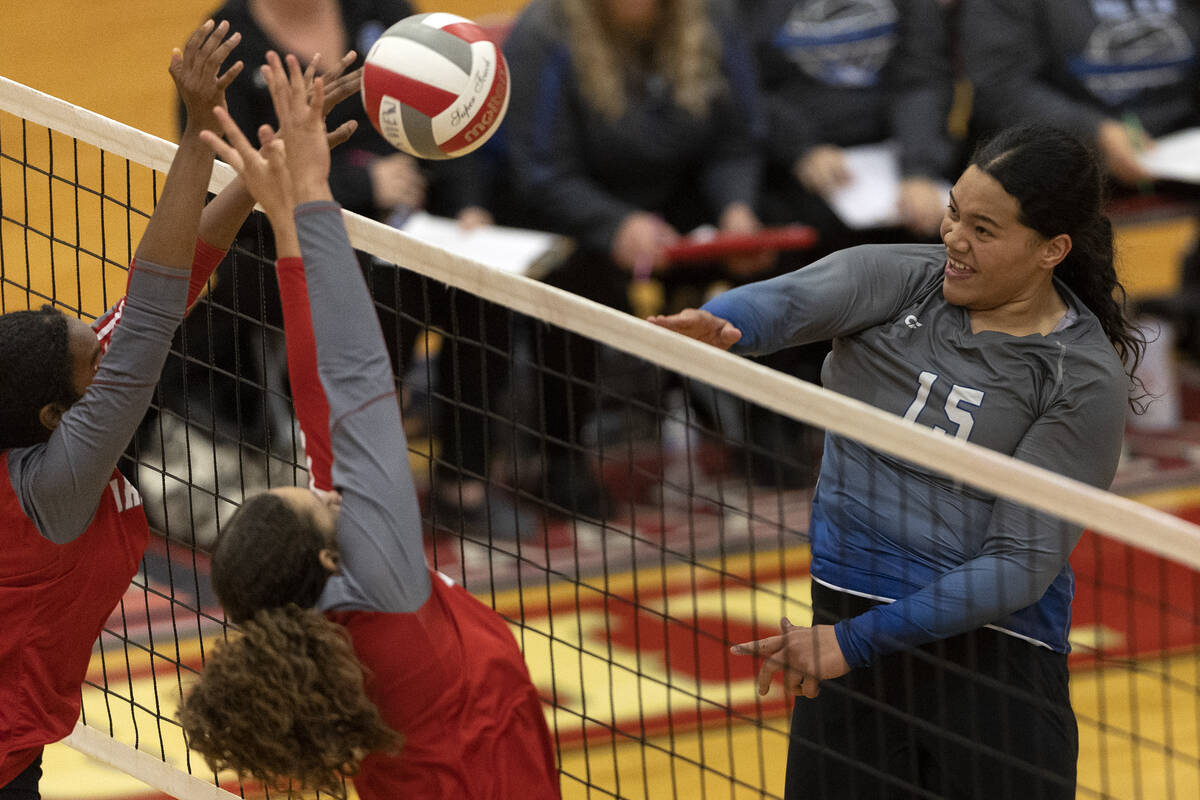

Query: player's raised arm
[202,51,428,612]
[7,21,243,544]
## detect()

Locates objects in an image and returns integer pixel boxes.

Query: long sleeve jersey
[502,0,765,253]
[279,203,559,798]
[749,0,957,179]
[962,0,1200,141]
[0,238,223,784]
[702,244,1127,666]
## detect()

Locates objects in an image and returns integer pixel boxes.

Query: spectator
[502,0,775,511]
[747,0,959,250]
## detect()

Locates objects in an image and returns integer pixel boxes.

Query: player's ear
[39,402,67,433]
[318,547,342,574]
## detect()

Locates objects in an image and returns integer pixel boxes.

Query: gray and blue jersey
[703,244,1127,666]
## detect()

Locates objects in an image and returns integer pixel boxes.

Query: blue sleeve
[294,202,431,614]
[701,244,945,355]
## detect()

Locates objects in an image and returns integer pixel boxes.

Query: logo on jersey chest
[108,475,143,513]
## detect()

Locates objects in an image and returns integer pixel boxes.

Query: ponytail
[179,604,399,794]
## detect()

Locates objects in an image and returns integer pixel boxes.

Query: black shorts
[0,750,42,800]
[785,582,1077,800]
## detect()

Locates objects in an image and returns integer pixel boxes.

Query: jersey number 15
[902,370,984,441]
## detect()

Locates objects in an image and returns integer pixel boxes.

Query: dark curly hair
[0,306,75,450]
[178,604,400,795]
[211,492,332,623]
[970,124,1146,388]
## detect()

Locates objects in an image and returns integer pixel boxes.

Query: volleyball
[361,13,510,160]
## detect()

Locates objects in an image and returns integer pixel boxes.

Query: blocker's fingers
[324,67,363,111]
[208,27,241,74]
[304,53,320,84]
[197,19,231,65]
[198,128,241,170]
[182,19,214,64]
[256,124,277,147]
[326,120,357,150]
[285,53,308,94]
[263,52,293,120]
[211,106,256,158]
[215,60,244,92]
[325,50,357,81]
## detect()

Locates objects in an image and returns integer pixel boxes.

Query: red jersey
[328,574,560,799]
[0,241,223,785]
[275,246,560,798]
[0,460,149,785]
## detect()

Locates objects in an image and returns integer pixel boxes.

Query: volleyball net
[3,75,1199,800]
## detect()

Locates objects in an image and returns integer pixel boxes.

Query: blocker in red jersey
[361,12,510,160]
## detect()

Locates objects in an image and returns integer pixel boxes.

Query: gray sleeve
[961,0,1108,141]
[9,263,189,543]
[701,244,944,355]
[294,202,430,614]
[891,0,956,178]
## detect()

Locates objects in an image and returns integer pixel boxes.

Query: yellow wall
[0,1,524,141]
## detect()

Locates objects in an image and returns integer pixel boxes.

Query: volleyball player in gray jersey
[653,124,1144,798]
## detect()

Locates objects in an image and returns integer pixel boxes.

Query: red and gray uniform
[0,241,224,786]
[279,203,559,799]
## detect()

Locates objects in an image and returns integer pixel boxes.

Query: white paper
[1136,127,1200,185]
[826,141,951,230]
[391,210,566,276]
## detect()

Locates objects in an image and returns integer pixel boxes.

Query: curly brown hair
[178,604,400,796]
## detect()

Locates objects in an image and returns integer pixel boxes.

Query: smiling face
[939,165,1070,319]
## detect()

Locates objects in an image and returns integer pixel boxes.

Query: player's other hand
[200,108,294,223]
[262,51,334,202]
[648,308,741,350]
[172,19,243,136]
[731,619,850,698]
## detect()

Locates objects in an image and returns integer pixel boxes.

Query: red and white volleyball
[361,13,510,160]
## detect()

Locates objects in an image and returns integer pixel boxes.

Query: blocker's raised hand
[172,19,243,136]
[200,107,294,225]
[261,51,334,201]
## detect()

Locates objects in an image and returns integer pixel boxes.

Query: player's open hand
[731,619,850,698]
[648,308,742,350]
[172,19,243,136]
[262,51,334,201]
[200,107,294,224]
